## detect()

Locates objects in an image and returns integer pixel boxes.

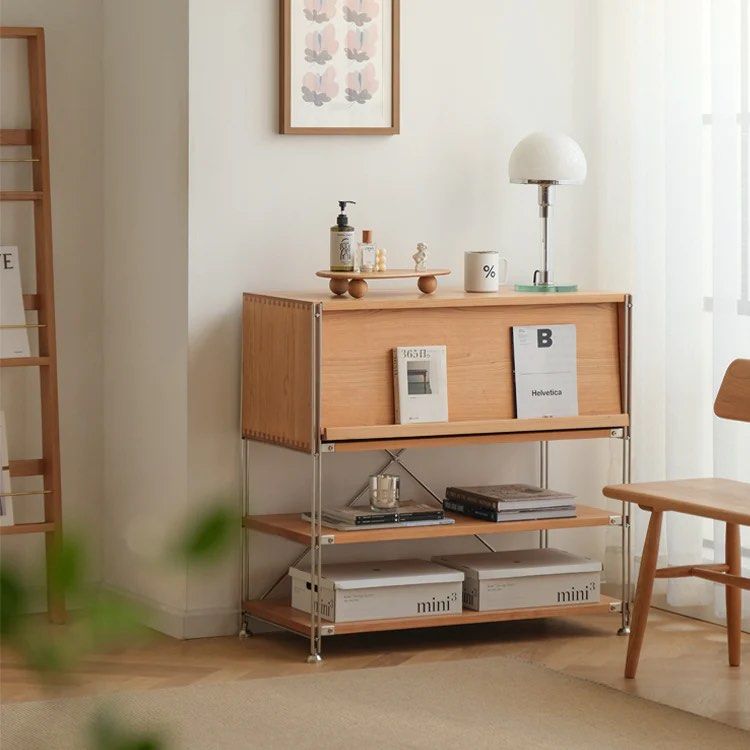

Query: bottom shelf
[244,595,620,637]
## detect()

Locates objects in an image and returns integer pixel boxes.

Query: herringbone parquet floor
[2,609,749,731]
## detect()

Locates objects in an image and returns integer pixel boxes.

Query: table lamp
[509,131,587,292]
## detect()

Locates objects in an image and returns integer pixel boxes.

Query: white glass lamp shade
[508,132,587,185]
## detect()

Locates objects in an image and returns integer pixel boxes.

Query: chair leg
[625,510,663,679]
[726,522,742,667]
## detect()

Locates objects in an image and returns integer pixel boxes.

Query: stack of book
[302,503,454,531]
[444,484,576,523]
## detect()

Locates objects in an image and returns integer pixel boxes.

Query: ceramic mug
[464,251,509,292]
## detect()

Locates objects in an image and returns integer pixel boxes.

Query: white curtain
[596,0,750,622]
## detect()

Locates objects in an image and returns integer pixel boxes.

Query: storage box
[432,548,601,612]
[289,559,464,623]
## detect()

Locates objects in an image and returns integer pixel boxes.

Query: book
[444,498,576,523]
[392,345,448,424]
[309,503,445,526]
[301,514,455,532]
[0,411,14,527]
[446,484,575,512]
[0,246,31,358]
[512,324,578,418]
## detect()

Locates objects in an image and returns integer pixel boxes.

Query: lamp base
[515,282,578,293]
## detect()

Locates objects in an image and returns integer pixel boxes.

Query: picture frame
[280,0,400,135]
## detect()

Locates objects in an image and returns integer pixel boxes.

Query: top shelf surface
[250,288,628,311]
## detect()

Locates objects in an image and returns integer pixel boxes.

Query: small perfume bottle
[358,229,376,272]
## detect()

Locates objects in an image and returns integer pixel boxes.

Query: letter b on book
[537,328,553,348]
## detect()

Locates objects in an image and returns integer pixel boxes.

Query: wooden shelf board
[323,415,629,443]
[8,458,44,478]
[0,191,43,201]
[316,269,451,280]
[244,505,616,546]
[247,290,628,312]
[0,129,33,146]
[323,428,615,453]
[244,595,620,636]
[0,356,50,368]
[0,522,55,536]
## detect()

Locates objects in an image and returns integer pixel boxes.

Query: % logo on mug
[464,251,509,292]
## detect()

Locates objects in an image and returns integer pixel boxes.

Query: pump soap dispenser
[330,201,356,272]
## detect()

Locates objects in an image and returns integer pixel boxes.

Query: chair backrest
[714,359,750,423]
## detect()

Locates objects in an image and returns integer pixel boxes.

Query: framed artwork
[280,0,400,135]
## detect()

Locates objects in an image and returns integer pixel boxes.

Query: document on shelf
[512,324,579,419]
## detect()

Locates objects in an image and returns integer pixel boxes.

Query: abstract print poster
[283,0,398,133]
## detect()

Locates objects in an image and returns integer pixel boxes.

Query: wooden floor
[2,609,749,732]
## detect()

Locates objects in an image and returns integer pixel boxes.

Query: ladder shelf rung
[0,356,50,367]
[0,27,43,39]
[0,522,56,536]
[0,129,33,146]
[9,458,45,478]
[0,191,43,201]
[23,294,40,311]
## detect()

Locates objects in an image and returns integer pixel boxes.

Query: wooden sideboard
[240,289,633,661]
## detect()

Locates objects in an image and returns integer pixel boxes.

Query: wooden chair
[604,359,750,678]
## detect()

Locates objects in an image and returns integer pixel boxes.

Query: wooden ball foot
[417,275,438,294]
[348,278,368,298]
[329,278,349,296]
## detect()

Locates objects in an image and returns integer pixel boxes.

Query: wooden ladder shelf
[1,27,65,623]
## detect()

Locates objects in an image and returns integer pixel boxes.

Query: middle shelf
[243,505,618,546]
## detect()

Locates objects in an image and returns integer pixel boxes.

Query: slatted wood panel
[242,294,315,452]
[321,302,623,429]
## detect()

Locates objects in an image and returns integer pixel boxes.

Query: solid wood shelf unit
[0,27,65,623]
[241,289,633,660]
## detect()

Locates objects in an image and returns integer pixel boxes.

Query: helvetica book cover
[512,324,579,419]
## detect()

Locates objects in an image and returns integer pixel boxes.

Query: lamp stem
[536,183,553,285]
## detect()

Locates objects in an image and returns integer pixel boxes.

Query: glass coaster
[514,282,578,293]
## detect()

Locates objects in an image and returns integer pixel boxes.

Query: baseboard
[99,584,240,639]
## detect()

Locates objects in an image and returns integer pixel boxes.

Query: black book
[444,498,576,523]
[321,503,444,526]
[446,484,575,511]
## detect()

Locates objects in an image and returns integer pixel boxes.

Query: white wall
[1,0,622,636]
[0,0,104,600]
[101,0,190,630]
[187,0,615,634]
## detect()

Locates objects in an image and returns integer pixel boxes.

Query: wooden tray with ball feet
[316,269,451,299]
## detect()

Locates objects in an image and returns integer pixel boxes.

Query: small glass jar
[369,474,400,511]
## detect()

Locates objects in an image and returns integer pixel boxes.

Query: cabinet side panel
[321,302,622,428]
[242,295,314,452]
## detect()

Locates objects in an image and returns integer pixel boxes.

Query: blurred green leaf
[85,592,148,648]
[48,535,86,599]
[20,634,75,676]
[90,710,165,750]
[0,566,27,639]
[174,505,237,564]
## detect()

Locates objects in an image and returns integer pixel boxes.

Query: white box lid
[432,548,602,580]
[289,559,464,590]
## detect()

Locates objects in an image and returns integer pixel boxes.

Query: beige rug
[1,655,747,749]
